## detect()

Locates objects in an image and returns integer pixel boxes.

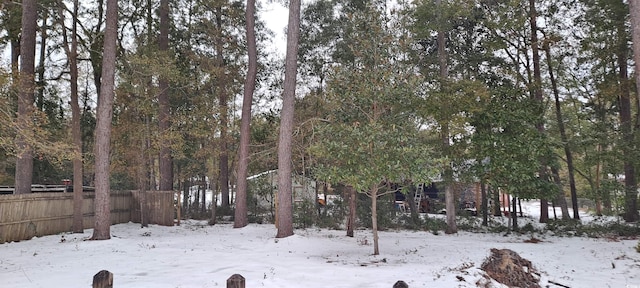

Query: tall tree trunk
[481,179,488,226]
[512,196,518,230]
[595,145,603,216]
[544,43,578,220]
[371,184,380,255]
[626,0,640,222]
[550,166,570,219]
[436,0,456,234]
[4,1,21,79]
[493,188,502,216]
[234,0,257,228]
[346,185,357,237]
[11,37,20,79]
[182,179,190,214]
[276,0,301,238]
[214,6,230,209]
[631,0,640,126]
[529,0,549,223]
[14,0,37,195]
[616,24,639,222]
[201,174,207,215]
[91,0,118,240]
[138,131,149,228]
[443,142,456,234]
[59,0,85,233]
[36,12,47,111]
[90,0,105,99]
[158,0,173,192]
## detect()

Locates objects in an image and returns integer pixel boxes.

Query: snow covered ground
[1,202,638,288]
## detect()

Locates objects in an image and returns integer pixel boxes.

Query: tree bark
[631,0,640,127]
[91,0,118,240]
[61,0,85,233]
[59,0,84,232]
[512,196,518,230]
[14,0,37,195]
[89,0,105,99]
[529,0,549,223]
[158,0,173,192]
[36,11,47,111]
[234,0,257,228]
[550,166,570,219]
[481,179,488,226]
[215,6,231,209]
[276,0,302,238]
[544,43,578,220]
[492,187,502,216]
[371,184,380,255]
[618,47,639,222]
[625,0,640,222]
[346,185,357,237]
[435,0,456,234]
[7,1,21,79]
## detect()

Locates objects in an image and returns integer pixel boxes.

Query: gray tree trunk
[234,0,258,228]
[215,6,231,209]
[544,44,576,220]
[91,0,118,240]
[58,0,85,232]
[14,0,37,195]
[370,185,380,255]
[158,0,173,192]
[528,0,549,223]
[346,185,356,237]
[625,0,640,222]
[276,0,301,238]
[436,0,456,234]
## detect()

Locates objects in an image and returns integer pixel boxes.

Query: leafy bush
[294,200,317,229]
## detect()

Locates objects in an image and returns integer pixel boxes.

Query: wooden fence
[130,190,178,226]
[0,190,177,244]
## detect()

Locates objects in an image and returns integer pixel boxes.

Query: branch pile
[480,248,541,288]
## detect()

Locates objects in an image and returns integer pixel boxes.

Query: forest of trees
[1,0,640,246]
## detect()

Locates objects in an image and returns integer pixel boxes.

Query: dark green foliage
[294,200,317,229]
[470,86,558,201]
[545,218,640,237]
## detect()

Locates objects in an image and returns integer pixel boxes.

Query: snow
[1,202,639,288]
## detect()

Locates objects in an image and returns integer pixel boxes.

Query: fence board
[130,191,175,226]
[0,190,175,243]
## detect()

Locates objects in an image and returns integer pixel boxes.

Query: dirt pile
[480,248,540,288]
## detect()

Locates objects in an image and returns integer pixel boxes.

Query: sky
[1,201,639,288]
[261,1,289,56]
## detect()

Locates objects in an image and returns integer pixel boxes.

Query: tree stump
[393,280,409,288]
[92,270,113,288]
[227,274,245,288]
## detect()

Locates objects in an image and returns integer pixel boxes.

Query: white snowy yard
[1,203,639,288]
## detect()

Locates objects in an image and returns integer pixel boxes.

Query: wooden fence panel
[130,191,175,226]
[0,191,134,243]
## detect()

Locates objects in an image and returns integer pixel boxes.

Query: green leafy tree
[577,0,638,221]
[311,3,438,255]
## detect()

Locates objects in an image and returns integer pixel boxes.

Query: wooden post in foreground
[93,270,113,288]
[393,280,409,288]
[227,274,245,288]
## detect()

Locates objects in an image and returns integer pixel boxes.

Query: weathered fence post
[93,270,113,288]
[393,280,408,288]
[227,274,245,288]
